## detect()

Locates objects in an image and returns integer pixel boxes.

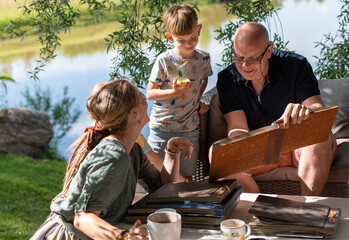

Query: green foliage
[0,75,14,108]
[3,0,292,87]
[314,0,349,79]
[80,0,117,22]
[6,0,80,81]
[42,138,63,161]
[4,0,348,87]
[4,0,186,87]
[5,0,118,81]
[106,0,186,88]
[0,153,66,239]
[21,85,81,160]
[215,0,290,67]
[0,75,14,95]
[4,0,293,87]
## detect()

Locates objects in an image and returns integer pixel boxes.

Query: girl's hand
[126,219,148,240]
[167,137,193,159]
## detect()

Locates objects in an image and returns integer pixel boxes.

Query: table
[119,193,349,239]
[180,193,349,239]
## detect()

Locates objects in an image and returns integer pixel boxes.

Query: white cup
[155,208,176,213]
[220,219,251,240]
[142,211,182,240]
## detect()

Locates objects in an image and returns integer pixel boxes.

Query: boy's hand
[172,79,192,96]
[198,102,209,114]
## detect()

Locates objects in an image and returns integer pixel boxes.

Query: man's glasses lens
[233,44,270,65]
[234,58,260,65]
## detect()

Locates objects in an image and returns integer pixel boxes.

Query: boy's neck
[172,48,196,59]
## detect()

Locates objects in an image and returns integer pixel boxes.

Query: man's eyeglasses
[233,44,271,65]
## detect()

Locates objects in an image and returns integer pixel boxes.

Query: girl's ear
[165,32,174,43]
[129,107,138,119]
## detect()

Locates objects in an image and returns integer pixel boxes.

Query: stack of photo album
[126,179,242,229]
[248,195,341,238]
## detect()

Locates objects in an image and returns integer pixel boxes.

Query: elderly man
[216,22,336,196]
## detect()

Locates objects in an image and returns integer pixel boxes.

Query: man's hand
[279,103,311,128]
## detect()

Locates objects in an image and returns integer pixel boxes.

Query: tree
[0,75,14,95]
[314,0,349,79]
[5,0,288,87]
[6,0,185,86]
[21,85,81,160]
[215,0,289,68]
[105,0,188,88]
[6,0,106,81]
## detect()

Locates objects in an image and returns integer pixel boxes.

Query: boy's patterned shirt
[149,49,213,132]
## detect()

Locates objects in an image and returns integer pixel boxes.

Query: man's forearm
[228,128,249,138]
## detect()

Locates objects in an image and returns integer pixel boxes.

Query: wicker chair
[194,79,349,198]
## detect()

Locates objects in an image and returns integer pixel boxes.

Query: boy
[146,5,212,180]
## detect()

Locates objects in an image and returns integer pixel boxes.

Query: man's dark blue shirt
[217,49,320,131]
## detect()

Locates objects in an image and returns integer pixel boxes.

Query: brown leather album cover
[248,195,341,237]
[145,179,237,203]
[209,106,338,181]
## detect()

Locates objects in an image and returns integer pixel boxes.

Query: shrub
[21,85,81,160]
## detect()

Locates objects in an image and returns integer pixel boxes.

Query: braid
[53,134,89,200]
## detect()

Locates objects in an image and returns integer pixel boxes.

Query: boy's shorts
[148,127,199,176]
[249,133,337,176]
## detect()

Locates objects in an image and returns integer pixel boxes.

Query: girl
[31,79,193,240]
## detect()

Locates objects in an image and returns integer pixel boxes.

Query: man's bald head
[232,22,273,82]
[234,22,269,47]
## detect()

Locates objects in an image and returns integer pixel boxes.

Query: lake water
[1,0,342,160]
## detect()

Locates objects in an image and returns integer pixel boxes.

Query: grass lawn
[0,153,66,239]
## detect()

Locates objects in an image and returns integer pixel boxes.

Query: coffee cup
[220,219,251,240]
[155,208,176,213]
[142,211,181,240]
